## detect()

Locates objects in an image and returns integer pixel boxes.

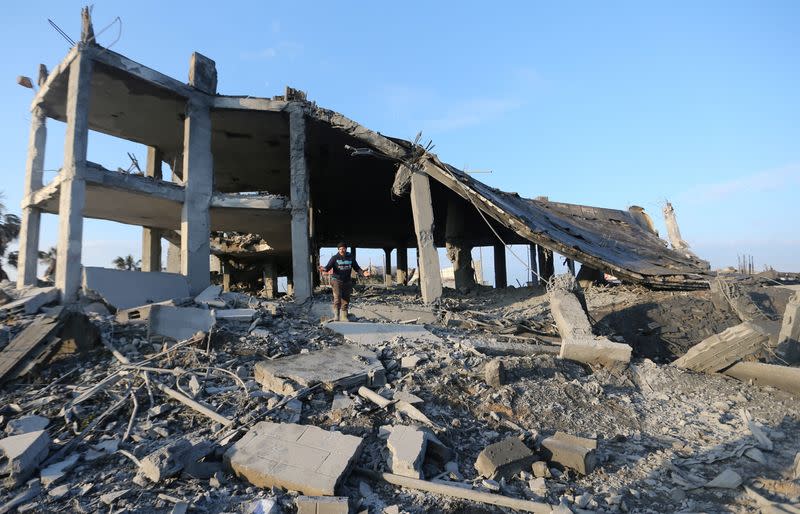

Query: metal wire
[48,19,75,46]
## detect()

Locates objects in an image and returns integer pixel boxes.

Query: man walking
[321,242,370,321]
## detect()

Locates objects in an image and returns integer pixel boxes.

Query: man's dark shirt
[324,252,362,283]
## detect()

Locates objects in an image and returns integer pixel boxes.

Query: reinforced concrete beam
[289,106,312,302]
[17,105,47,288]
[409,168,442,304]
[55,49,93,303]
[180,97,213,295]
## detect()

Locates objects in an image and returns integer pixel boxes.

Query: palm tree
[113,254,141,271]
[0,194,21,281]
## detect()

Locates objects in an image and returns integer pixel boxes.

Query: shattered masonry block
[549,290,593,339]
[147,305,215,341]
[386,425,427,479]
[0,287,58,315]
[777,292,800,363]
[0,429,51,487]
[254,345,385,395]
[295,495,349,514]
[83,267,189,310]
[673,321,771,373]
[540,435,597,475]
[484,358,506,388]
[474,436,536,480]
[559,337,632,368]
[553,431,597,450]
[224,421,363,496]
[5,415,49,435]
[137,438,213,483]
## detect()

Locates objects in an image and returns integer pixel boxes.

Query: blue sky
[1,1,798,285]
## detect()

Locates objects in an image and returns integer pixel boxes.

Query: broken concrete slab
[115,298,181,323]
[40,453,79,487]
[552,431,597,450]
[549,290,593,339]
[214,308,257,321]
[0,287,58,315]
[474,436,536,480]
[83,267,189,310]
[540,434,597,475]
[0,429,50,486]
[5,415,49,435]
[254,345,385,395]
[147,305,215,341]
[194,285,225,308]
[673,321,771,373]
[777,292,800,363]
[137,438,214,483]
[468,339,561,358]
[224,421,364,495]
[326,322,442,347]
[386,425,427,479]
[295,496,349,514]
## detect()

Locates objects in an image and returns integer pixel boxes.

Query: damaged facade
[16,14,710,307]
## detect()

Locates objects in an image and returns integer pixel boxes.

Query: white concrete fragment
[40,453,80,487]
[83,267,189,310]
[0,287,58,315]
[704,469,742,489]
[5,415,49,435]
[148,305,215,341]
[0,429,51,486]
[386,425,427,479]
[194,285,225,308]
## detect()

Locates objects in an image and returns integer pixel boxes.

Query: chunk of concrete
[0,287,58,315]
[549,290,593,339]
[194,285,225,308]
[474,436,536,480]
[673,321,770,373]
[484,358,506,388]
[148,305,215,341]
[254,345,385,395]
[214,308,257,321]
[83,267,189,310]
[295,495,349,514]
[386,425,427,479]
[777,292,800,363]
[115,299,179,323]
[5,415,49,435]
[553,431,597,450]
[40,453,80,487]
[0,429,50,486]
[224,421,364,495]
[326,322,442,347]
[137,439,213,483]
[540,434,597,475]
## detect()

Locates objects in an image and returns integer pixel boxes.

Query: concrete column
[396,247,408,285]
[445,199,475,291]
[566,258,576,275]
[383,248,392,287]
[263,260,278,299]
[408,167,442,303]
[537,245,555,286]
[17,105,47,288]
[528,244,538,285]
[166,243,181,273]
[289,106,312,302]
[180,98,213,295]
[493,243,507,289]
[142,147,163,272]
[55,50,93,302]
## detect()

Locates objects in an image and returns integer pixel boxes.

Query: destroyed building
[14,11,712,308]
[2,9,800,514]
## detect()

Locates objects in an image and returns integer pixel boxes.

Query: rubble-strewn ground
[1,280,798,513]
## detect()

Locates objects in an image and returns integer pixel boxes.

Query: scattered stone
[704,468,742,489]
[744,448,767,465]
[741,409,773,451]
[484,358,506,388]
[245,498,280,514]
[137,438,213,483]
[47,484,70,499]
[386,425,427,479]
[0,430,50,486]
[529,477,547,495]
[531,460,551,478]
[4,415,49,435]
[295,495,349,514]
[99,488,129,505]
[400,354,426,370]
[40,454,80,487]
[475,436,536,480]
[541,434,597,475]
[224,421,363,495]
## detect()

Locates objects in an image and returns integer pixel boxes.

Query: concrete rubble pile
[0,269,798,514]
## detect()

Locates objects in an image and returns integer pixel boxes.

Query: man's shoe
[332,307,340,322]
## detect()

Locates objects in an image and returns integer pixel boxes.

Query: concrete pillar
[566,258,575,275]
[166,243,181,273]
[528,244,538,285]
[55,50,93,302]
[396,247,408,285]
[142,147,163,272]
[263,260,278,299]
[289,107,312,302]
[180,97,213,295]
[383,248,392,287]
[408,167,442,303]
[445,199,475,291]
[17,105,47,288]
[493,243,507,289]
[537,245,555,286]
